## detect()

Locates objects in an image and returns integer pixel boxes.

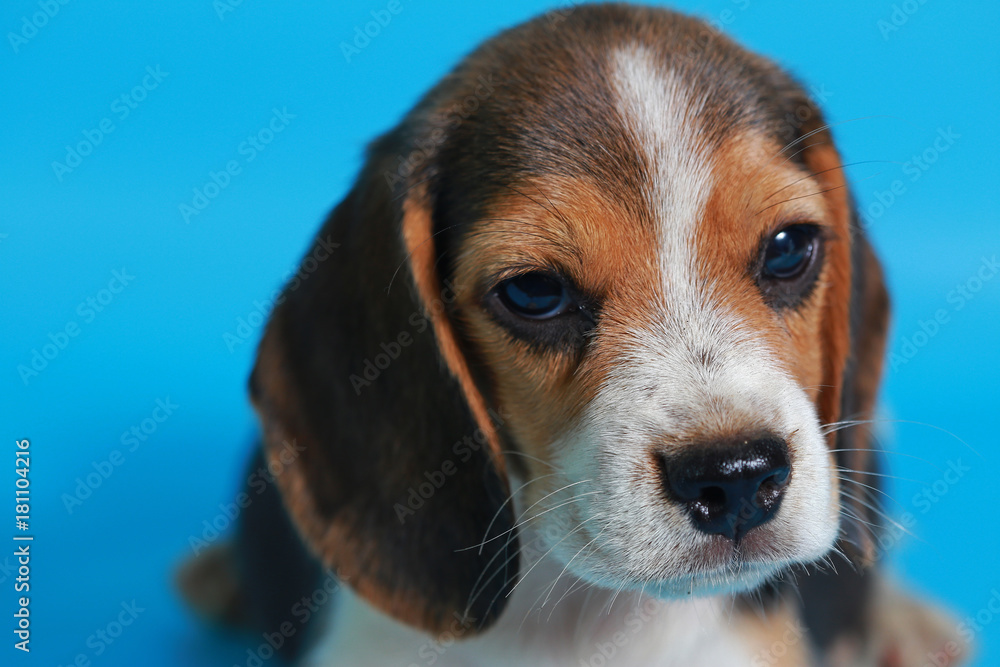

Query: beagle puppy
[181,4,968,666]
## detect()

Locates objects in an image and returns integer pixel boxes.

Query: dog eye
[485,271,596,349]
[756,224,824,309]
[497,273,570,319]
[762,225,817,279]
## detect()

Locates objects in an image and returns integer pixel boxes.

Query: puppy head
[251,5,889,636]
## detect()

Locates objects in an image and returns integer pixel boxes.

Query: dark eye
[485,271,595,349]
[497,273,570,319]
[762,225,817,279]
[756,224,824,309]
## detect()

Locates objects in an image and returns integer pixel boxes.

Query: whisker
[755,115,897,179]
[760,160,899,205]
[572,585,601,644]
[521,527,608,632]
[468,223,561,244]
[468,479,594,554]
[472,490,600,560]
[385,222,463,295]
[739,115,900,214]
[829,447,943,472]
[836,474,904,508]
[496,515,602,607]
[754,176,882,217]
[834,466,930,487]
[455,472,563,554]
[837,489,925,548]
[822,419,983,460]
[463,487,594,610]
[389,173,434,202]
[838,505,885,532]
[498,182,573,232]
[500,449,561,471]
[541,525,609,611]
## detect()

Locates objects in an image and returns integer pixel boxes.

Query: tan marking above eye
[448,175,663,454]
[688,130,854,415]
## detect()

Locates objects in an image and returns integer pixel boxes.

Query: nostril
[688,485,727,522]
[699,485,727,508]
[754,466,790,511]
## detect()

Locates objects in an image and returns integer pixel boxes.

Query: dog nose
[661,436,791,541]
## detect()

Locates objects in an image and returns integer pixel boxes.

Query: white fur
[306,520,764,667]
[524,45,838,596]
[306,44,840,667]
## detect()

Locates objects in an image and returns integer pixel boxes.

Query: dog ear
[249,128,518,636]
[833,227,891,566]
[753,86,892,657]
[797,116,891,568]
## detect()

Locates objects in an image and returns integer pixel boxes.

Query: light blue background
[1,1,997,665]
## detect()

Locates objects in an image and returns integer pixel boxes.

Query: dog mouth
[559,518,804,600]
[649,561,782,598]
[681,533,793,583]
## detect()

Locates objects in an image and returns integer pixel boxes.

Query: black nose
[661,436,791,542]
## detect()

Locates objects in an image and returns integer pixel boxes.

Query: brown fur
[240,3,903,660]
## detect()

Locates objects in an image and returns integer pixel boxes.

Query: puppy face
[252,5,886,635]
[448,42,847,595]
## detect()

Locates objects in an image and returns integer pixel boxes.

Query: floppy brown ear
[249,129,518,635]
[800,122,891,568]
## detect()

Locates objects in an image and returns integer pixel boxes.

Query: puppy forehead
[609,45,714,295]
[469,45,813,296]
